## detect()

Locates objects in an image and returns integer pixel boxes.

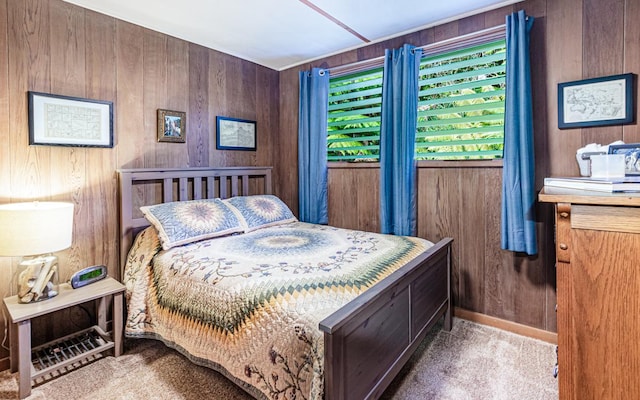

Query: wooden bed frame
[118,166,453,400]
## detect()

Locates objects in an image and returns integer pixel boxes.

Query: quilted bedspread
[124,222,432,400]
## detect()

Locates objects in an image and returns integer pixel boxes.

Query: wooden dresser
[539,187,640,400]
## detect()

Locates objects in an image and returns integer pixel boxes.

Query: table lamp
[0,201,74,303]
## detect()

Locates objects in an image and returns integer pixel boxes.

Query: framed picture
[216,116,256,151]
[28,91,113,148]
[608,143,640,175]
[157,109,186,143]
[558,73,635,129]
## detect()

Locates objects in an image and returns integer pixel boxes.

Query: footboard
[319,237,453,400]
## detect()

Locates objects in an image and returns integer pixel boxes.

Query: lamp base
[16,254,59,303]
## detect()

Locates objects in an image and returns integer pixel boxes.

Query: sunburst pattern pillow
[224,195,297,232]
[141,198,243,250]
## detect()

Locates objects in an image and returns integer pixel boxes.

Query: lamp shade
[0,201,74,256]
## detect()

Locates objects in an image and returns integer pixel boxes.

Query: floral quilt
[124,222,432,400]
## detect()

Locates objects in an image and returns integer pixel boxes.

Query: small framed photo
[157,109,186,143]
[216,116,256,151]
[558,73,635,129]
[28,91,113,148]
[608,143,640,175]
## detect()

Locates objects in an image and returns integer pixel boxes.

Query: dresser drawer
[572,204,640,234]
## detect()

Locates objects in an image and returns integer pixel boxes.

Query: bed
[118,166,453,400]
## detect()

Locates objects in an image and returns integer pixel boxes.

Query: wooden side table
[3,276,125,399]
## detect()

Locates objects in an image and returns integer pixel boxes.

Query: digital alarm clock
[70,265,107,289]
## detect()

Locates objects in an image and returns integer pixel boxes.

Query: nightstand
[3,276,125,399]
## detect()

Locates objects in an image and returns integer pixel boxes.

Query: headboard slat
[163,178,172,202]
[231,176,239,197]
[118,167,273,280]
[194,177,203,200]
[266,173,272,195]
[179,177,188,201]
[242,175,250,195]
[206,177,215,198]
[219,177,228,198]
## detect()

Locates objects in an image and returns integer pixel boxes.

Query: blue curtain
[501,10,537,255]
[380,44,422,236]
[298,68,329,224]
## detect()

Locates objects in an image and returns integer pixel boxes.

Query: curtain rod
[327,24,506,77]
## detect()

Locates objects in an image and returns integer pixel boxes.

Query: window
[416,39,506,160]
[327,67,383,162]
[326,39,507,162]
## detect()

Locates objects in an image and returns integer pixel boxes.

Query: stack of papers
[543,176,640,192]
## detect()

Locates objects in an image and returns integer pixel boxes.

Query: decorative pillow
[140,198,244,250]
[224,195,297,232]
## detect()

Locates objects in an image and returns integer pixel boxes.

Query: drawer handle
[559,243,568,250]
[559,212,569,219]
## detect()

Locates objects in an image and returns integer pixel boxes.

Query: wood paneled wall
[0,0,278,365]
[278,0,640,333]
[1,0,638,369]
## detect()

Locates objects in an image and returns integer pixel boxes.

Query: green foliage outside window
[327,39,506,162]
[327,68,382,161]
[416,40,506,160]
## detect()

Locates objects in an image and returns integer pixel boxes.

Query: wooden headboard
[117,166,272,280]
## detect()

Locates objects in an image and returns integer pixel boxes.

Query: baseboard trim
[454,307,558,345]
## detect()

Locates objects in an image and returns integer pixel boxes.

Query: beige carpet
[0,318,558,400]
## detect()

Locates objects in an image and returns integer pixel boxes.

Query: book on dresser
[543,176,640,192]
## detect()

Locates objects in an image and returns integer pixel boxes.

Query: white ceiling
[63,0,523,71]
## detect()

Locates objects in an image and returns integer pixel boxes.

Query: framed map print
[216,116,256,151]
[558,73,634,129]
[28,91,114,148]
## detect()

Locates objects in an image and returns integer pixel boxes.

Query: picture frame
[558,73,635,129]
[157,109,186,143]
[608,143,640,176]
[216,116,256,151]
[28,91,113,148]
